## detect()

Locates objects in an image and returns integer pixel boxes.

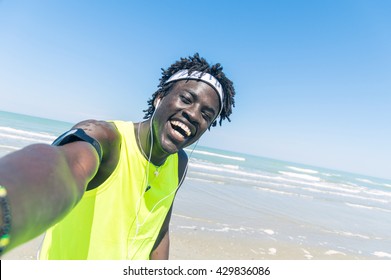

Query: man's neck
[136,121,168,166]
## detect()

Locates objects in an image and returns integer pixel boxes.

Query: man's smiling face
[152,80,221,155]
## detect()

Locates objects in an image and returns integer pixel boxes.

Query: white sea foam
[324,250,346,256]
[301,249,314,260]
[0,126,55,145]
[301,186,389,203]
[186,176,225,185]
[279,177,355,195]
[221,164,240,170]
[345,202,391,213]
[372,251,391,258]
[310,181,363,194]
[189,171,282,187]
[263,229,275,235]
[0,132,52,144]
[177,225,197,230]
[322,172,341,177]
[0,126,55,141]
[287,166,319,174]
[198,225,248,233]
[329,230,371,240]
[324,183,391,201]
[188,173,252,186]
[254,180,300,190]
[268,248,277,255]
[185,148,246,161]
[190,162,391,206]
[274,176,325,188]
[356,178,373,184]
[192,167,384,204]
[364,188,391,198]
[172,214,217,225]
[214,227,231,232]
[254,186,313,199]
[356,178,388,188]
[190,170,319,199]
[191,161,382,203]
[345,202,374,211]
[0,144,20,150]
[279,171,321,182]
[189,162,273,180]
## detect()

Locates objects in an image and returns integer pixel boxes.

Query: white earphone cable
[129,105,199,256]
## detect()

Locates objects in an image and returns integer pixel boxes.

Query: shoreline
[2,228,377,261]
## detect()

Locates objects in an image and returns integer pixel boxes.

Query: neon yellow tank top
[39,121,179,259]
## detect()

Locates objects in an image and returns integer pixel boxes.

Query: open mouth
[170,120,191,139]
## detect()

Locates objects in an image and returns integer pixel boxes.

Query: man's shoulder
[73,120,121,165]
[73,120,120,142]
[74,119,118,133]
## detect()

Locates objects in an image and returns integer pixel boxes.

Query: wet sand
[170,227,366,260]
[2,226,366,260]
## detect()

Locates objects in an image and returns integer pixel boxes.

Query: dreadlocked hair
[143,53,235,127]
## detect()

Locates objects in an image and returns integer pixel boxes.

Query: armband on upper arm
[52,128,103,162]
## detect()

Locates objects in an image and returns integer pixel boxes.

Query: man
[0,53,235,259]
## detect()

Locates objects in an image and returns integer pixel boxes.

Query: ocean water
[1,110,390,259]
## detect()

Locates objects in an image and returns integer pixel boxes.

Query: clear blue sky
[0,0,390,179]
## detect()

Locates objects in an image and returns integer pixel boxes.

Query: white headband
[165,70,224,116]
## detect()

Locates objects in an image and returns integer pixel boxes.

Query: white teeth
[171,120,191,137]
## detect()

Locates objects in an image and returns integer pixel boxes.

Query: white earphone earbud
[155,99,161,108]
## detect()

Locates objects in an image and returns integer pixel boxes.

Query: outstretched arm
[0,119,120,255]
[0,141,99,254]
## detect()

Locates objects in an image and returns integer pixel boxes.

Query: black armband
[52,128,103,162]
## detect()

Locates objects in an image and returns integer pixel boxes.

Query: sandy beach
[2,216,370,261]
